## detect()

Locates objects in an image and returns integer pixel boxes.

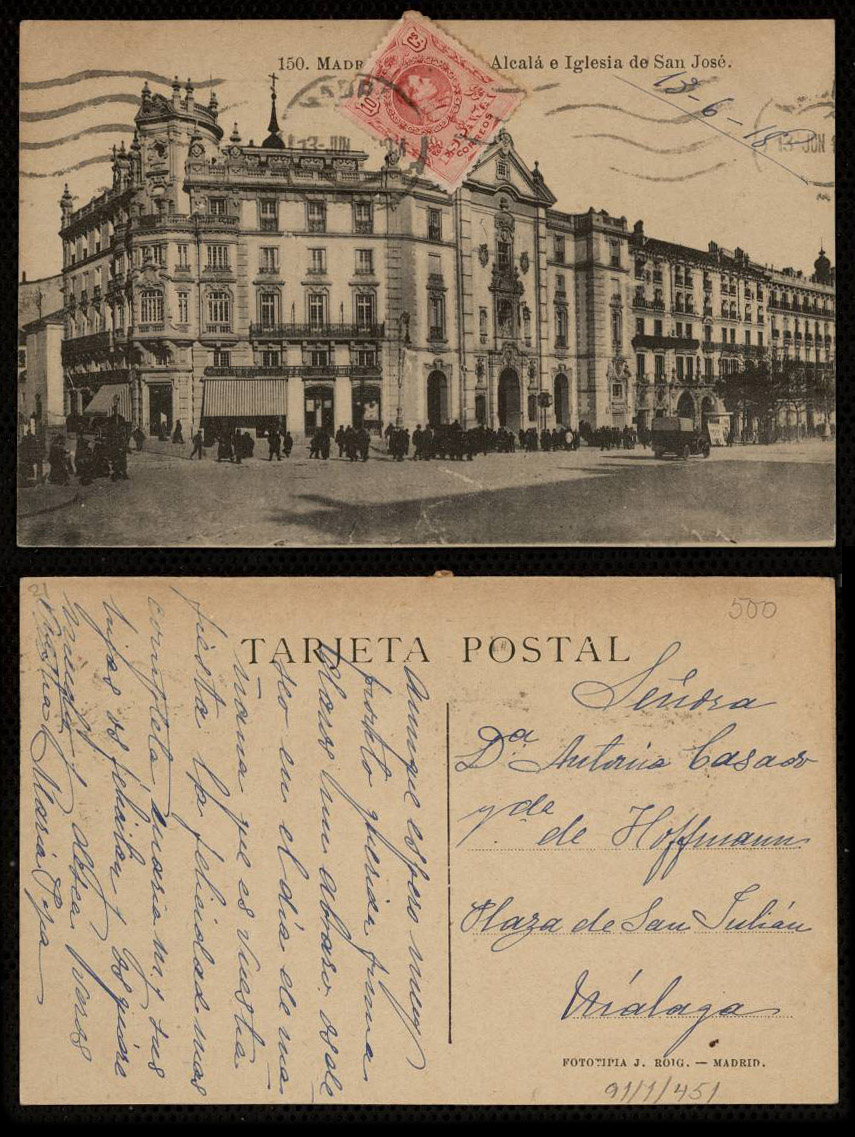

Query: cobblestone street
[18,439,835,547]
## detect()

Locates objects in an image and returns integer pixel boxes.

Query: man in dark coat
[357,426,370,462]
[267,427,281,461]
[191,429,204,459]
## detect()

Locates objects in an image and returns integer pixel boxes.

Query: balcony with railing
[61,329,113,361]
[203,363,382,379]
[249,321,385,340]
[632,333,699,351]
[632,296,665,312]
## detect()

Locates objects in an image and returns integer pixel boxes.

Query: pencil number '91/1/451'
[729,599,777,620]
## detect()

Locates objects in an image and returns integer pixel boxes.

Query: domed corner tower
[813,245,833,286]
[132,76,224,216]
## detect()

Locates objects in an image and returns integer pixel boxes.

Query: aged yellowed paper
[19,18,835,547]
[19,576,836,1104]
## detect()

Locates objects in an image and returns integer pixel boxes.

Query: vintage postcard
[17,17,835,546]
[20,576,836,1104]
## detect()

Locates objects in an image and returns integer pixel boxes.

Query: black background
[2,0,848,1122]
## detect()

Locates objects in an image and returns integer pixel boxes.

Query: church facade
[58,78,836,439]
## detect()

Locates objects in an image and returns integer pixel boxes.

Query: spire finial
[267,71,280,135]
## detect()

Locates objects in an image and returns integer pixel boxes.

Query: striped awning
[84,383,131,418]
[203,379,289,418]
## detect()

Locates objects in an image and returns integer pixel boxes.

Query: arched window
[140,289,163,324]
[207,290,231,328]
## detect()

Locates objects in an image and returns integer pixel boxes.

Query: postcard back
[19,576,836,1104]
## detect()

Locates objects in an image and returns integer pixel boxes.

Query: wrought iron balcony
[249,321,385,339]
[632,333,700,351]
[61,330,113,360]
[203,364,382,379]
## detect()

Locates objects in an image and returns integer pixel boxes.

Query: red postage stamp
[339,11,525,190]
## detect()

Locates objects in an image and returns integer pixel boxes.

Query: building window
[206,290,231,327]
[309,248,326,274]
[213,348,231,367]
[686,356,694,380]
[140,289,163,324]
[355,347,376,368]
[259,199,279,231]
[209,197,227,216]
[261,349,281,367]
[479,307,488,343]
[555,305,568,347]
[554,235,565,263]
[654,355,665,379]
[610,240,620,268]
[612,383,623,399]
[308,292,327,327]
[177,291,189,324]
[496,157,510,181]
[636,317,645,335]
[704,357,713,379]
[497,240,512,270]
[610,308,622,346]
[654,319,663,337]
[355,292,376,327]
[684,323,692,339]
[260,246,279,273]
[310,347,330,367]
[428,293,445,339]
[636,353,645,378]
[206,244,230,270]
[427,208,442,241]
[355,249,373,275]
[114,300,125,329]
[353,201,373,234]
[177,243,189,269]
[704,325,712,342]
[259,290,279,326]
[307,201,326,233]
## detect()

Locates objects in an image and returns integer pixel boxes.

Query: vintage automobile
[650,416,711,460]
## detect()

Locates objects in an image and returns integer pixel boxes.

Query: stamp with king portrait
[338,10,524,190]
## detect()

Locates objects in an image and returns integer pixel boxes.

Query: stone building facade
[58,78,836,439]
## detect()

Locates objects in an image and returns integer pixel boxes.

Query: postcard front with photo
[18,16,835,546]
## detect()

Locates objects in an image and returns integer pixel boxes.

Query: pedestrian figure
[191,429,205,459]
[172,420,184,444]
[283,430,293,457]
[267,427,281,461]
[48,435,71,484]
[344,425,358,461]
[132,426,146,451]
[217,434,232,462]
[335,425,346,458]
[357,426,370,462]
[412,424,424,459]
